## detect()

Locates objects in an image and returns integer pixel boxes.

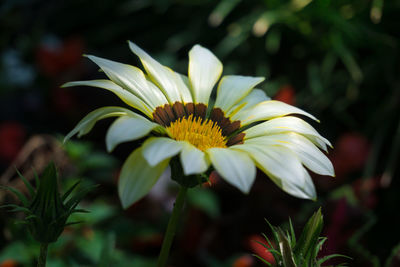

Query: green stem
[157,186,188,267]
[37,243,48,267]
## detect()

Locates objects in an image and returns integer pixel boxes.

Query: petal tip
[62,136,69,144]
[106,143,114,153]
[60,82,70,88]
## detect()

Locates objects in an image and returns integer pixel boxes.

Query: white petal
[64,106,131,143]
[180,143,209,175]
[227,88,271,117]
[214,75,264,112]
[232,100,318,126]
[62,80,152,117]
[299,168,317,199]
[128,41,191,103]
[118,147,169,208]
[106,115,162,152]
[188,45,223,104]
[245,133,334,176]
[207,148,256,193]
[244,116,331,151]
[278,167,316,200]
[232,144,307,194]
[174,71,193,103]
[142,137,183,166]
[86,55,168,109]
[235,142,316,199]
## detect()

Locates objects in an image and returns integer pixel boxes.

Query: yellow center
[166,114,227,151]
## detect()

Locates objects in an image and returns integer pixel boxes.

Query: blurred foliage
[1,0,400,266]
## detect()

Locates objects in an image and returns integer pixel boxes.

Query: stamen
[153,102,246,149]
[167,114,227,151]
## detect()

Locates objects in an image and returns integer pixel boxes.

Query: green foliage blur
[1,0,399,266]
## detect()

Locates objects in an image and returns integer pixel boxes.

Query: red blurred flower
[52,87,76,113]
[233,254,254,267]
[36,37,84,77]
[0,122,26,163]
[330,133,370,178]
[273,85,295,105]
[203,170,221,187]
[131,233,163,252]
[0,259,18,267]
[247,234,275,265]
[322,197,360,262]
[352,176,381,209]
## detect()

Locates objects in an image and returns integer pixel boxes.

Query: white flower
[63,42,334,208]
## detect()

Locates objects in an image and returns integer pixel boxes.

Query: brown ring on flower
[152,102,245,149]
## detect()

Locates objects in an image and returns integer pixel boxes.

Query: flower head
[63,42,334,208]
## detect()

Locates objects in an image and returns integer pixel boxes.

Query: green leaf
[289,218,296,247]
[254,240,280,255]
[15,167,35,197]
[71,208,90,213]
[1,203,24,209]
[265,219,280,245]
[64,184,97,210]
[293,208,323,261]
[33,168,40,188]
[253,254,273,267]
[24,214,38,220]
[312,237,328,259]
[0,185,29,207]
[261,233,275,251]
[62,180,81,202]
[277,228,297,267]
[261,232,281,264]
[64,221,85,226]
[317,254,352,265]
[11,207,33,214]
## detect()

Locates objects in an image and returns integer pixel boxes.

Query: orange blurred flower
[273,85,295,105]
[232,254,254,267]
[0,259,18,267]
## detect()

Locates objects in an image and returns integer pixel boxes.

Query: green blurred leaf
[69,201,117,226]
[187,187,220,218]
[208,0,242,27]
[0,241,38,265]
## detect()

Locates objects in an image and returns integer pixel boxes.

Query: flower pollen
[167,114,227,151]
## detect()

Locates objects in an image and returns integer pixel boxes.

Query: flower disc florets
[167,114,226,151]
[153,102,245,151]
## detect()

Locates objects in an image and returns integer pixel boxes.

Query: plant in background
[255,208,350,267]
[1,162,95,267]
[63,43,334,266]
